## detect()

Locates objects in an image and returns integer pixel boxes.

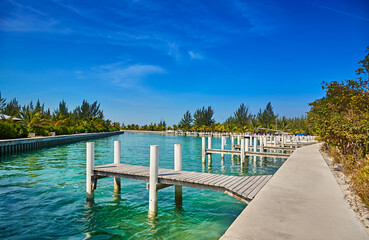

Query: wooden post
[260,138,264,152]
[274,136,277,147]
[114,141,121,193]
[253,137,257,152]
[221,136,225,160]
[174,144,182,207]
[231,136,234,150]
[202,137,206,164]
[149,145,159,217]
[240,138,245,167]
[245,137,249,152]
[86,142,94,201]
[208,137,212,162]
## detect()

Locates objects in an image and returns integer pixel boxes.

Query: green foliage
[193,106,215,127]
[309,46,369,206]
[0,92,6,112]
[73,100,103,120]
[3,98,21,117]
[178,110,192,130]
[0,122,28,139]
[257,102,278,128]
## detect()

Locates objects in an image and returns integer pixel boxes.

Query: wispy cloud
[311,3,369,22]
[88,62,165,90]
[0,0,275,61]
[188,51,204,60]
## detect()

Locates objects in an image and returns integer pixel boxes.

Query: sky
[0,0,368,125]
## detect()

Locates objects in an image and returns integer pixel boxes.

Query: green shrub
[0,122,29,139]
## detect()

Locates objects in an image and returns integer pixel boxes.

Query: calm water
[0,133,286,239]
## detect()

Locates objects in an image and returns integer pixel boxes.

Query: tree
[0,92,6,113]
[73,100,104,120]
[178,110,192,130]
[158,120,166,130]
[53,100,69,120]
[233,103,251,128]
[19,103,48,128]
[193,106,215,127]
[257,102,278,128]
[3,98,21,117]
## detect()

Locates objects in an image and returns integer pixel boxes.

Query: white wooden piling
[231,136,235,150]
[149,145,159,217]
[253,137,257,152]
[208,137,212,162]
[240,138,245,167]
[221,136,225,159]
[260,139,264,152]
[114,141,121,193]
[202,137,206,164]
[86,142,95,201]
[174,144,182,206]
[245,137,249,152]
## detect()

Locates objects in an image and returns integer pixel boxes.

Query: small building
[0,114,23,122]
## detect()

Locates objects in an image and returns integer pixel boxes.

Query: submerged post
[240,138,245,167]
[174,144,182,207]
[202,137,206,164]
[149,145,159,217]
[114,141,121,193]
[86,142,95,201]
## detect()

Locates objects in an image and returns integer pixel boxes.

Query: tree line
[122,102,309,134]
[0,97,120,139]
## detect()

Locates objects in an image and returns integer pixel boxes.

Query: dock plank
[93,163,273,203]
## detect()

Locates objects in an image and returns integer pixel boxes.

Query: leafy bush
[0,122,29,139]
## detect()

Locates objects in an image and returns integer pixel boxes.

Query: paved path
[221,143,369,240]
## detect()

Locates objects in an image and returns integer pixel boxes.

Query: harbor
[0,132,290,239]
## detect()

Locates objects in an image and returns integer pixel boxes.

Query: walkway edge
[221,143,369,240]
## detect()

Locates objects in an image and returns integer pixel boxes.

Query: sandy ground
[320,149,369,235]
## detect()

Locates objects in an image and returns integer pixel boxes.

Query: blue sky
[1,0,368,125]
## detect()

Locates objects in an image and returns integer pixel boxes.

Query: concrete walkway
[221,143,369,240]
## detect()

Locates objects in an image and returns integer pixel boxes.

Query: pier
[0,131,124,155]
[200,134,316,166]
[86,141,273,216]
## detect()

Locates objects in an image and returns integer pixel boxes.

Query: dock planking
[93,163,272,203]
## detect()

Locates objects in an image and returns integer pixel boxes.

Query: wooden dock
[85,141,274,217]
[205,149,291,158]
[93,163,272,204]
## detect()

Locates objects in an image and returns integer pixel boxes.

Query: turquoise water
[0,133,286,239]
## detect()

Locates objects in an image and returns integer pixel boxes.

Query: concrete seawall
[0,131,124,155]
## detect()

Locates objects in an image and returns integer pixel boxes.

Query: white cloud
[94,62,165,89]
[188,51,204,60]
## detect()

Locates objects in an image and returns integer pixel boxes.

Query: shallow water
[0,133,286,239]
